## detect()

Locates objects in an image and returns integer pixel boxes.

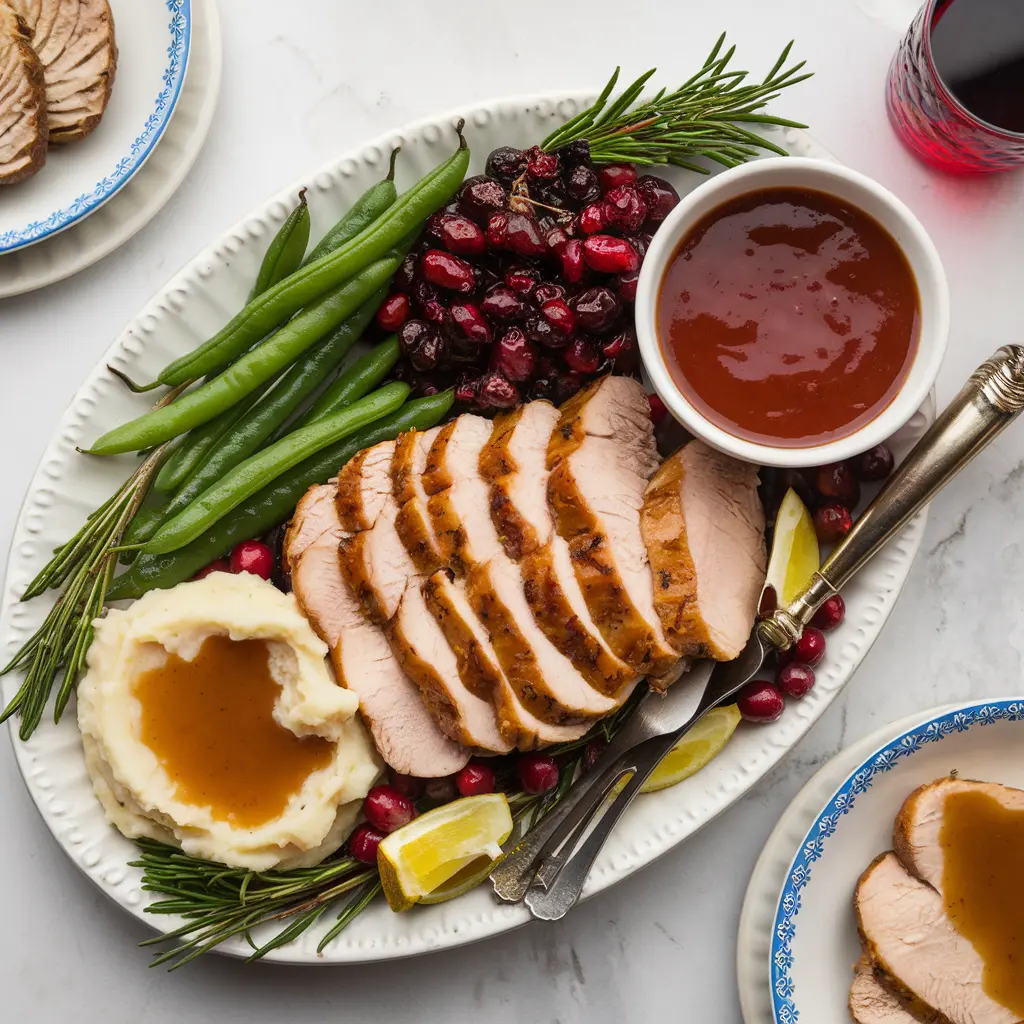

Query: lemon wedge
[640,705,741,793]
[764,488,820,606]
[419,855,500,905]
[377,794,513,912]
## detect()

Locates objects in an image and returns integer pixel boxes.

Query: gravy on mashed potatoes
[78,572,381,870]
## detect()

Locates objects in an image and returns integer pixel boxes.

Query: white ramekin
[635,157,949,468]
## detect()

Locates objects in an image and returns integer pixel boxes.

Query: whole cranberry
[603,184,648,233]
[399,317,435,358]
[814,503,853,543]
[648,393,668,427]
[565,163,601,204]
[636,175,680,223]
[491,328,537,382]
[534,282,567,305]
[737,681,785,723]
[450,303,492,345]
[390,773,426,800]
[458,175,508,224]
[811,594,846,631]
[481,284,525,321]
[602,327,638,372]
[578,201,609,235]
[421,299,451,327]
[524,313,568,349]
[541,298,576,335]
[857,444,895,482]
[486,212,509,249]
[564,337,601,375]
[348,823,385,865]
[597,163,637,191]
[793,627,826,667]
[560,239,585,283]
[476,372,520,410]
[572,286,622,333]
[582,737,607,773]
[375,293,410,333]
[616,271,640,303]
[421,249,476,293]
[505,213,548,257]
[424,776,458,803]
[485,146,526,185]
[816,463,861,507]
[559,140,593,167]
[582,235,640,274]
[455,762,497,797]
[437,214,486,257]
[363,785,417,833]
[394,252,419,291]
[776,662,816,699]
[192,558,231,581]
[455,375,480,405]
[504,266,539,296]
[518,753,560,794]
[229,539,274,580]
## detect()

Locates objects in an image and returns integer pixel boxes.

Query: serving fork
[492,344,1024,920]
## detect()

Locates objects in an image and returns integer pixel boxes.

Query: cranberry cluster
[375,141,680,410]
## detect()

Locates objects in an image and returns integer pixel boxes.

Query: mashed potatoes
[78,572,381,870]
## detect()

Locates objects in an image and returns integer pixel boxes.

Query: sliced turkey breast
[855,852,1018,1024]
[893,777,1024,892]
[336,441,395,534]
[0,2,47,184]
[10,0,116,144]
[849,956,942,1024]
[283,482,341,573]
[640,441,765,661]
[338,440,510,753]
[425,414,623,725]
[288,496,468,777]
[547,376,680,678]
[393,426,445,574]
[479,400,638,697]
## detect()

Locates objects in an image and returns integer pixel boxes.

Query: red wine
[930,0,1024,133]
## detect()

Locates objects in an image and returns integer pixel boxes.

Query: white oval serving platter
[737,698,1024,1023]
[0,94,933,964]
[0,0,192,254]
[0,0,220,297]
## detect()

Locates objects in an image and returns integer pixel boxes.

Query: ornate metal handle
[760,345,1024,650]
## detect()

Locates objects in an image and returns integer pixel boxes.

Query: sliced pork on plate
[9,0,116,144]
[641,440,766,661]
[286,484,469,777]
[547,377,680,680]
[0,2,47,184]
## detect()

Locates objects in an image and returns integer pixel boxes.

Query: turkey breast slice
[849,956,943,1024]
[0,2,47,184]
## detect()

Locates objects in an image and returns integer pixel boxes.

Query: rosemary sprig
[542,34,811,170]
[0,383,189,739]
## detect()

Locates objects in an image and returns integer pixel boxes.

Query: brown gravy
[134,635,333,828]
[940,789,1024,1015]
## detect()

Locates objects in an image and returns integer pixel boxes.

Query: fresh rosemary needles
[542,35,811,170]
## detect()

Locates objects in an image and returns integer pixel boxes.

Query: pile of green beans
[107,391,454,601]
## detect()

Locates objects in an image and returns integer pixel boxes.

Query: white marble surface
[1,0,1023,1020]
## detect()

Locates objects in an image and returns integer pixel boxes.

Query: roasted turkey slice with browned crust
[855,852,1018,1024]
[547,377,680,681]
[480,401,639,697]
[849,956,943,1024]
[335,441,394,534]
[10,0,116,144]
[641,441,765,662]
[286,487,468,777]
[0,2,47,184]
[424,414,628,726]
[337,439,511,753]
[392,426,445,574]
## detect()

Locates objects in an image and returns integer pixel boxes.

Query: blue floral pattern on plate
[0,1,191,253]
[770,699,1024,1022]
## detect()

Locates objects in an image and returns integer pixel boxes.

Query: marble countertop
[2,0,1023,1020]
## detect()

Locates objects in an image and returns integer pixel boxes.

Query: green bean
[155,128,468,386]
[303,335,400,426]
[106,391,455,601]
[144,382,410,554]
[302,149,398,267]
[86,257,400,456]
[252,190,311,298]
[122,293,384,551]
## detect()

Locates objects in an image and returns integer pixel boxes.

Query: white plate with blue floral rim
[0,0,192,254]
[0,101,936,963]
[735,698,1024,1023]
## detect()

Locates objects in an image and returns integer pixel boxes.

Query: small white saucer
[0,0,220,297]
[736,698,1024,1023]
